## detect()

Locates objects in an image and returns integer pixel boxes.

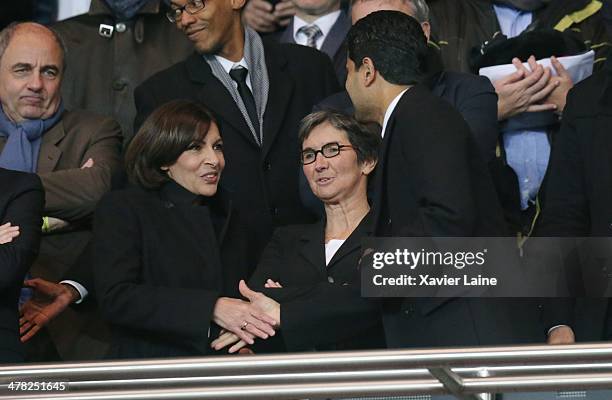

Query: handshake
[211,280,283,354]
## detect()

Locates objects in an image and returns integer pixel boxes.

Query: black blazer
[249,213,385,351]
[93,182,252,359]
[538,64,612,341]
[134,40,340,258]
[371,86,544,347]
[0,168,44,363]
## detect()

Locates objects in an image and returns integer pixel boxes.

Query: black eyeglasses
[166,0,205,23]
[301,142,354,165]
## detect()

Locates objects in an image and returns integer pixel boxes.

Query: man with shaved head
[0,22,122,361]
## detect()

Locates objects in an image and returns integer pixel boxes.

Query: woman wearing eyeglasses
[212,110,385,353]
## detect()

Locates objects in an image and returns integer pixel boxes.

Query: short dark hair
[125,100,217,189]
[298,110,380,165]
[347,10,427,85]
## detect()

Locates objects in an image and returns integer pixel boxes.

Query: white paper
[479,50,595,84]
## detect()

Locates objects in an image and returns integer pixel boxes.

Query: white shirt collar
[381,88,409,138]
[293,10,342,49]
[214,56,252,90]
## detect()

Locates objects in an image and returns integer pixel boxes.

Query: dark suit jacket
[0,169,44,362]
[134,40,339,258]
[538,64,612,341]
[93,181,252,359]
[276,10,351,85]
[372,85,543,347]
[249,213,384,351]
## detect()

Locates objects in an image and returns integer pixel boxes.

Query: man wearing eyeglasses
[134,0,339,261]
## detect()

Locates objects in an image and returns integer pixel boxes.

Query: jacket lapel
[186,53,259,148]
[278,20,296,44]
[371,115,394,233]
[298,220,327,275]
[37,118,65,173]
[327,212,373,271]
[261,43,294,158]
[320,10,351,60]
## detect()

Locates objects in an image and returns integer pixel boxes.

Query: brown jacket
[52,0,193,143]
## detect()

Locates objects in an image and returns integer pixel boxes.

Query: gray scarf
[204,27,270,146]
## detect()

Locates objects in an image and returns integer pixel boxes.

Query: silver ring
[241,322,249,331]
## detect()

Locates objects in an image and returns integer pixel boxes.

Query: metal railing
[1,343,612,399]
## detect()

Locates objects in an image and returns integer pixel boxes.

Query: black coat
[538,64,612,341]
[249,213,385,351]
[372,86,542,347]
[0,169,44,362]
[134,40,340,258]
[93,182,252,358]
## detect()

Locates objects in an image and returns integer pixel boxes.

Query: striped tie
[297,24,322,48]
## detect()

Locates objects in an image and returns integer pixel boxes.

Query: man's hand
[272,0,295,28]
[547,325,576,345]
[242,0,295,32]
[19,278,80,342]
[0,222,19,244]
[81,158,94,169]
[264,279,282,288]
[545,56,574,114]
[494,56,558,120]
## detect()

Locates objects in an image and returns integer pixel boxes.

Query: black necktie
[229,66,261,142]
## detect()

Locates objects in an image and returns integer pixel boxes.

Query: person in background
[52,0,193,144]
[0,168,44,363]
[0,22,122,360]
[274,0,350,83]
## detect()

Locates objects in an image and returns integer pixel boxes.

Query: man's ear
[421,21,431,41]
[232,0,247,11]
[361,57,377,87]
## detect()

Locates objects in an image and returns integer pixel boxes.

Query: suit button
[269,207,279,216]
[328,276,335,283]
[112,79,127,91]
[116,22,127,33]
[263,162,272,171]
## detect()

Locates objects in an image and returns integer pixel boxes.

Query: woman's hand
[0,222,19,244]
[211,330,250,353]
[212,297,277,344]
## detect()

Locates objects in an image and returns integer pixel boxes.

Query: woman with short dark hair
[93,100,275,359]
[213,110,385,353]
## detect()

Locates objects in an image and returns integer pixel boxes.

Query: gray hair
[409,0,429,23]
[0,22,68,70]
[350,0,430,23]
[298,110,381,165]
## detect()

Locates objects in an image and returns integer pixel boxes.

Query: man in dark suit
[275,0,350,84]
[135,0,339,258]
[0,168,44,363]
[537,59,612,344]
[345,11,542,347]
[319,0,499,162]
